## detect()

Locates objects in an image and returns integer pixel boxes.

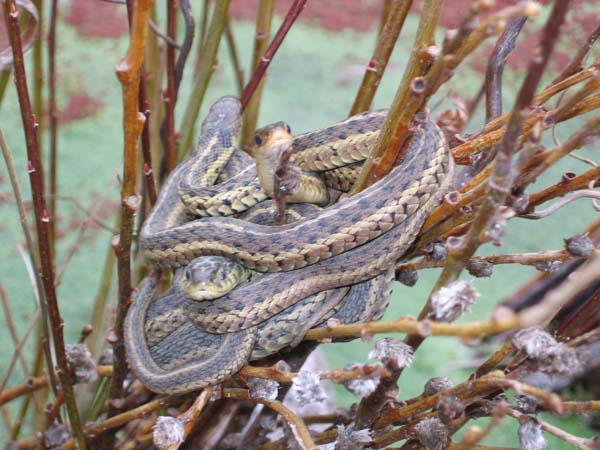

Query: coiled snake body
[125,96,455,394]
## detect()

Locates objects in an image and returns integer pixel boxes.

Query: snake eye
[284,123,291,134]
[254,134,263,146]
[185,270,191,282]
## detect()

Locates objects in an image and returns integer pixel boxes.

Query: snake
[126,96,454,393]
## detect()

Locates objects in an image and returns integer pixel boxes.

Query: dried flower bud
[512,327,582,375]
[515,394,540,414]
[487,219,506,244]
[247,377,279,401]
[98,348,113,366]
[511,193,530,214]
[424,377,453,396]
[431,281,480,322]
[428,242,447,260]
[466,259,493,278]
[415,417,449,450]
[368,338,413,369]
[291,370,327,406]
[437,396,465,424]
[564,234,594,257]
[343,364,379,397]
[513,328,558,359]
[153,416,185,450]
[397,270,419,286]
[45,421,71,449]
[518,418,546,450]
[66,344,98,384]
[532,260,562,273]
[334,425,372,450]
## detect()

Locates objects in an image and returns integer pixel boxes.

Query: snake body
[125,96,454,393]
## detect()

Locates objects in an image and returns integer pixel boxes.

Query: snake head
[182,256,249,301]
[200,96,242,135]
[253,121,293,155]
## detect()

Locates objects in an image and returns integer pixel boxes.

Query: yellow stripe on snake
[124,96,455,394]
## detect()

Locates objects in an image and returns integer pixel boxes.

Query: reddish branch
[106,0,154,442]
[240,0,307,110]
[2,0,87,448]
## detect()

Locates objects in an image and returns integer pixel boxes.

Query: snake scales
[125,96,455,394]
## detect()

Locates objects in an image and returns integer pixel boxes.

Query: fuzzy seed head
[44,422,71,449]
[397,270,419,286]
[334,425,372,450]
[564,234,594,257]
[415,417,449,450]
[466,259,493,278]
[153,416,185,450]
[512,327,583,375]
[431,280,480,322]
[291,370,327,406]
[437,396,465,424]
[247,377,279,401]
[515,394,540,414]
[368,338,413,368]
[65,344,98,384]
[343,364,379,397]
[518,418,546,450]
[424,377,453,396]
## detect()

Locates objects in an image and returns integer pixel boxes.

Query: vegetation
[0,0,599,449]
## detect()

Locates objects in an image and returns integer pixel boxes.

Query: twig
[178,0,231,159]
[222,388,319,450]
[551,22,600,85]
[1,365,112,407]
[0,311,41,400]
[2,1,86,445]
[507,409,596,450]
[352,1,445,429]
[165,388,213,450]
[162,0,178,173]
[240,363,387,384]
[48,0,58,258]
[106,0,154,440]
[148,18,180,49]
[240,0,275,149]
[89,247,116,356]
[352,2,539,194]
[458,16,527,186]
[0,284,30,383]
[521,189,600,218]
[427,0,571,315]
[349,0,413,115]
[397,249,571,273]
[0,129,55,394]
[225,18,244,96]
[240,0,307,110]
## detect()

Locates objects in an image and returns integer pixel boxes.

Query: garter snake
[126,96,454,393]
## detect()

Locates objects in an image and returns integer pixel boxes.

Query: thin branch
[551,21,600,85]
[225,18,244,96]
[240,0,307,110]
[2,1,86,445]
[240,0,275,149]
[349,0,413,115]
[222,388,318,450]
[178,0,231,159]
[48,0,58,258]
[165,388,213,450]
[521,189,600,218]
[0,129,55,394]
[106,0,154,438]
